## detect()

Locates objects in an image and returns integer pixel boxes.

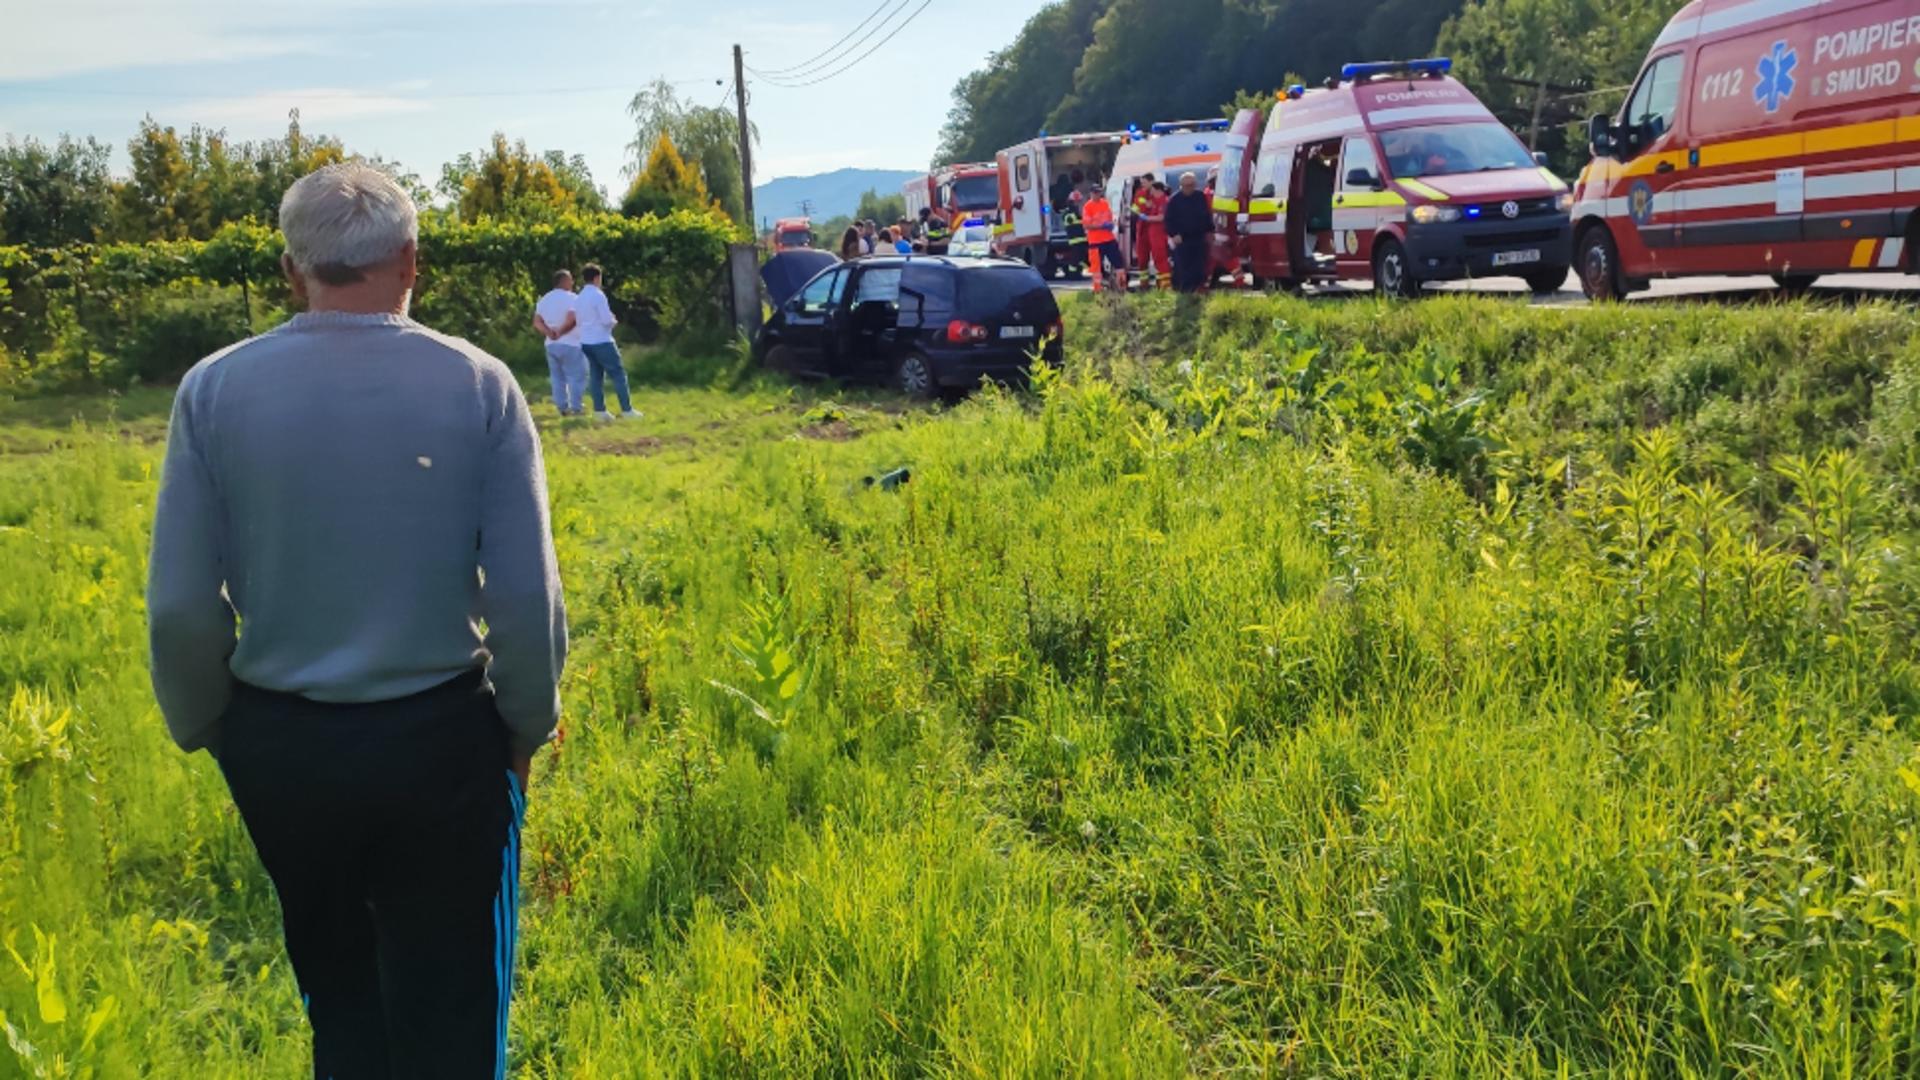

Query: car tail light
[946,320,989,343]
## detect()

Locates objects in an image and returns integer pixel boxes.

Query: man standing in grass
[533,268,587,416]
[575,263,640,421]
[146,162,567,1078]
[533,269,583,417]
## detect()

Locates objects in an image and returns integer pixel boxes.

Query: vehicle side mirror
[1345,168,1382,190]
[1587,114,1616,158]
[1532,151,1550,168]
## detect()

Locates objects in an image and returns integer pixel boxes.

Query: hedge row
[0,210,740,363]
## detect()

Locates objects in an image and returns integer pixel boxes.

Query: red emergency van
[993,132,1127,278]
[1211,59,1574,296]
[1574,0,1920,299]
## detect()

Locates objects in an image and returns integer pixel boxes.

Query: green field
[3,293,1918,1077]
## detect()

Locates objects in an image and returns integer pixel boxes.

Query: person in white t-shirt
[532,270,588,416]
[574,264,640,420]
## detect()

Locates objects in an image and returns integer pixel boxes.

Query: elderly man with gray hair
[1164,170,1214,293]
[146,161,565,1077]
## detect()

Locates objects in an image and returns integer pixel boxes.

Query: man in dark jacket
[1164,171,1213,293]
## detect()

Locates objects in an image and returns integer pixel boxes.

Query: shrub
[109,282,249,386]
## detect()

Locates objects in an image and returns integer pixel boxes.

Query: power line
[745,0,903,78]
[749,0,938,89]
[0,80,710,102]
[748,0,917,87]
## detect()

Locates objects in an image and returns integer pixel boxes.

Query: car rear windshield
[898,265,957,319]
[1379,122,1532,179]
[951,175,1000,210]
[958,267,1057,317]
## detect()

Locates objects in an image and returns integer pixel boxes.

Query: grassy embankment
[2,294,1918,1076]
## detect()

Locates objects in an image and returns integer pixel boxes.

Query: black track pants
[218,670,523,1080]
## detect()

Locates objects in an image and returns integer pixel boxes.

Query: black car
[756,256,1063,398]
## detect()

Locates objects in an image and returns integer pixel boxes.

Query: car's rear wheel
[1578,224,1627,302]
[1524,267,1570,295]
[764,344,795,372]
[895,351,937,399]
[1372,238,1419,299]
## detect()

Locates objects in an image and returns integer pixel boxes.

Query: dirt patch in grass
[799,420,860,442]
[572,433,697,457]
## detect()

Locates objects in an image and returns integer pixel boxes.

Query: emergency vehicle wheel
[895,351,937,400]
[1372,239,1419,299]
[1577,225,1627,302]
[1771,273,1818,297]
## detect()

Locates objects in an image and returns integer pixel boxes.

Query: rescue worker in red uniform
[1082,179,1126,294]
[1140,180,1171,287]
[1131,176,1155,278]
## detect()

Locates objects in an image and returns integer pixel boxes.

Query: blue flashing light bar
[962,218,986,227]
[1340,57,1452,82]
[1149,119,1231,135]
[1286,84,1307,99]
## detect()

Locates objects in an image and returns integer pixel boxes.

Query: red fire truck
[771,218,814,253]
[903,163,1002,224]
[1210,59,1573,296]
[1573,0,1920,299]
[992,132,1127,278]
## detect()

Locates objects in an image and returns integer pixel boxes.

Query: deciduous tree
[626,79,755,227]
[441,133,596,223]
[0,135,114,248]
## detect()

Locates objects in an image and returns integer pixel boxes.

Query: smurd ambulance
[1574,0,1920,299]
[1210,58,1573,296]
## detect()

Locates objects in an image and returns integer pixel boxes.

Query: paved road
[1052,272,1920,305]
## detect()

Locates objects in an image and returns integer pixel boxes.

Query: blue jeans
[544,343,587,414]
[581,342,631,413]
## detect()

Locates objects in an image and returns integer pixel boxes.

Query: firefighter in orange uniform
[1082,179,1126,294]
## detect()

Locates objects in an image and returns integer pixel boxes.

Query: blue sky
[0,0,1050,200]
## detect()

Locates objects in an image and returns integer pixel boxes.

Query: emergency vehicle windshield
[1380,122,1533,179]
[778,229,812,248]
[950,176,999,210]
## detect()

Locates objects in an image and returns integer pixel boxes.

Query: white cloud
[162,88,433,130]
[0,2,306,82]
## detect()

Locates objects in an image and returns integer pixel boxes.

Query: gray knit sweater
[146,311,568,756]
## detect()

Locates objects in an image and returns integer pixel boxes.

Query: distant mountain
[753,168,921,225]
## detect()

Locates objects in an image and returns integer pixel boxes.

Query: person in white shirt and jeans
[574,264,640,420]
[532,270,587,416]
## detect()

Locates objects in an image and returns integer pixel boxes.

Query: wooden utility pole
[734,45,755,234]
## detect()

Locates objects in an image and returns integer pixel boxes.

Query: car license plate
[1000,326,1036,339]
[1492,248,1542,267]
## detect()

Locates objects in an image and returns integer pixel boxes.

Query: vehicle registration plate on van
[1000,326,1036,339]
[1493,249,1542,267]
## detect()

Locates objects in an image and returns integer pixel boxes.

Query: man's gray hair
[279,162,419,286]
[1180,171,1198,185]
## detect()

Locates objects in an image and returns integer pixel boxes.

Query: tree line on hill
[936,0,1683,174]
[0,83,758,251]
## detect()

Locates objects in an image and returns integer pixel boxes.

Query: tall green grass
[1,293,1916,1076]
